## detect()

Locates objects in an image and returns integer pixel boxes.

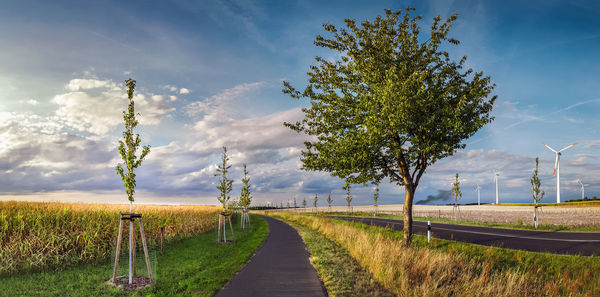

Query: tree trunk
[403,186,415,246]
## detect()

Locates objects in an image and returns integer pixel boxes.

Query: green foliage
[313,194,318,208]
[327,191,333,207]
[116,79,151,202]
[451,173,462,204]
[302,198,307,208]
[240,164,252,208]
[215,147,234,211]
[531,157,545,204]
[282,8,495,245]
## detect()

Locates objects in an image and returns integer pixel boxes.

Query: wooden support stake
[160,226,165,255]
[228,215,234,241]
[112,218,124,283]
[138,217,153,282]
[217,214,222,242]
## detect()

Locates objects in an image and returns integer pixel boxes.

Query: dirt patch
[108,275,153,291]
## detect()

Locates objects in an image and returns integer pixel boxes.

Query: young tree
[373,182,379,216]
[238,163,252,228]
[240,164,252,208]
[313,194,318,213]
[451,173,462,220]
[293,197,297,209]
[283,8,496,246]
[302,198,307,210]
[344,184,352,214]
[115,78,151,285]
[531,157,545,228]
[116,78,151,208]
[327,191,333,212]
[215,147,233,214]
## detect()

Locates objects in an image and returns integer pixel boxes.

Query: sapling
[239,164,252,228]
[115,78,151,285]
[373,182,379,216]
[215,147,234,242]
[531,157,545,228]
[313,194,318,213]
[451,173,462,220]
[327,191,333,212]
[344,184,352,214]
[302,198,307,211]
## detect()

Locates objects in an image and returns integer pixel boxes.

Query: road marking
[341,217,600,243]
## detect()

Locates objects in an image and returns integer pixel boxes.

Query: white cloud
[179,88,190,94]
[65,79,118,91]
[162,85,178,92]
[20,99,39,106]
[185,81,265,117]
[53,78,176,134]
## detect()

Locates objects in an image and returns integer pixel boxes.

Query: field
[267,212,600,296]
[281,204,600,227]
[0,214,268,296]
[0,201,219,275]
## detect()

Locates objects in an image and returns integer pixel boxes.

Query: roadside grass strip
[0,215,268,297]
[283,217,395,297]
[267,213,600,297]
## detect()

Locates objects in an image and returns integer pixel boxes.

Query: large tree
[283,8,496,246]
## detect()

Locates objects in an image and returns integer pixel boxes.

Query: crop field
[282,204,600,227]
[0,201,219,275]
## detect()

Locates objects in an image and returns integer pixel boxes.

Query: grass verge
[282,217,394,297]
[267,212,600,296]
[0,215,268,297]
[323,211,600,232]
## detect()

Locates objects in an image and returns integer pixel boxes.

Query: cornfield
[0,201,219,275]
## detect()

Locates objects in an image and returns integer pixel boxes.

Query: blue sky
[0,0,599,206]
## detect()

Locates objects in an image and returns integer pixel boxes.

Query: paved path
[215,215,327,297]
[333,216,600,256]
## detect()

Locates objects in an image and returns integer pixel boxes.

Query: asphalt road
[332,216,600,256]
[215,215,327,297]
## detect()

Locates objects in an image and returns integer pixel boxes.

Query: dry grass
[269,213,596,297]
[0,201,219,275]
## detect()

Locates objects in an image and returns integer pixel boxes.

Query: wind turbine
[475,184,481,205]
[493,172,500,204]
[542,142,577,203]
[578,179,586,200]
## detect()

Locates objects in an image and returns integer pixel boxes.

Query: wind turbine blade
[542,142,558,153]
[553,154,558,175]
[558,142,578,153]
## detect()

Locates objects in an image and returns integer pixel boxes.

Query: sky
[0,0,599,206]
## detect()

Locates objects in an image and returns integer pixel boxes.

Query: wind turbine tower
[542,142,577,203]
[493,172,499,204]
[578,179,586,200]
[475,184,481,205]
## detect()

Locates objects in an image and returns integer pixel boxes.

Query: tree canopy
[283,8,496,245]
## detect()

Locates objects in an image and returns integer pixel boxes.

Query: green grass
[323,211,600,232]
[0,215,268,297]
[282,218,394,297]
[322,216,600,294]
